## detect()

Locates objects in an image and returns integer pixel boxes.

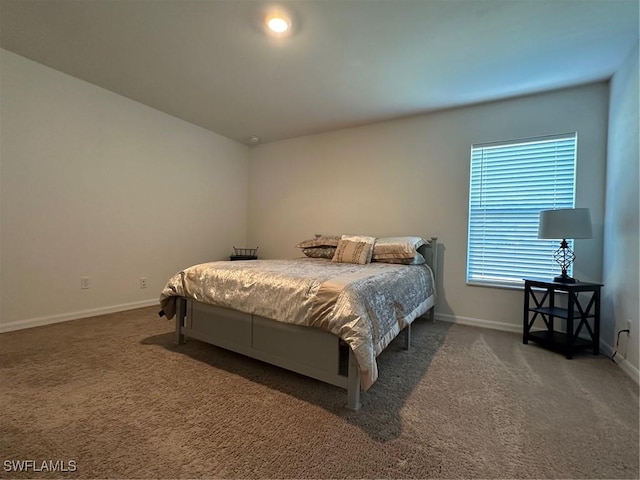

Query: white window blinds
[467,133,577,287]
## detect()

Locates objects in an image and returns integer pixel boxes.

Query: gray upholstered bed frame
[174,237,438,410]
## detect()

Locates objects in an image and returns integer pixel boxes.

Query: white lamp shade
[538,208,593,239]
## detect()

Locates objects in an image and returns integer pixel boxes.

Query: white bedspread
[160,258,435,390]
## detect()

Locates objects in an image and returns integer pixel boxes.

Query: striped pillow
[332,235,376,264]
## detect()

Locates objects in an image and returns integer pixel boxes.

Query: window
[467,133,577,287]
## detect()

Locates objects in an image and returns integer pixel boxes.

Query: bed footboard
[174,297,362,410]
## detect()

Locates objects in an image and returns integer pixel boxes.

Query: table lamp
[538,208,592,283]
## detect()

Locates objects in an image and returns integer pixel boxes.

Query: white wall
[604,42,639,380]
[0,50,249,331]
[248,83,608,331]
[0,46,618,352]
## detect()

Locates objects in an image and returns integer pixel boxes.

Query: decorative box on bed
[159,236,437,410]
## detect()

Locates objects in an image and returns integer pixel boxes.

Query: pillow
[301,246,336,259]
[296,235,340,249]
[373,252,426,265]
[372,236,427,260]
[332,235,376,265]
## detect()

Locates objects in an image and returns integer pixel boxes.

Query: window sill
[466,280,524,291]
[466,280,571,295]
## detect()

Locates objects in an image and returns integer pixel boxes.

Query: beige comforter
[159,258,435,390]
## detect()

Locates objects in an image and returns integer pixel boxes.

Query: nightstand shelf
[526,331,594,353]
[523,279,602,359]
[529,306,596,319]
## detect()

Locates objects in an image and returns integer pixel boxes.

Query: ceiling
[1,0,638,146]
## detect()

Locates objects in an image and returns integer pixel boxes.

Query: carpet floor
[0,306,638,479]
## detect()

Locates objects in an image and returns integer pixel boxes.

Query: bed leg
[346,349,361,410]
[404,323,411,350]
[429,306,436,322]
[175,297,186,345]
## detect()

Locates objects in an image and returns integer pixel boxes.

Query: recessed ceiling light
[265,12,291,36]
[266,15,290,33]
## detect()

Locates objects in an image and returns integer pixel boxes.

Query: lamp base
[553,275,577,283]
[553,239,577,284]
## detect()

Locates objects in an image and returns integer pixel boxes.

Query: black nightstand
[523,279,602,359]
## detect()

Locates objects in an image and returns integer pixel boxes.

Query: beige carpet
[0,306,638,479]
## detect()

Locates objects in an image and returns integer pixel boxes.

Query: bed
[159,236,437,410]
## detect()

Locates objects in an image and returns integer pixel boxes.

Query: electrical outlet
[81,277,90,289]
[625,319,631,334]
[140,277,147,289]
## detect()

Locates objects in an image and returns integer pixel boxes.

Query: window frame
[466,132,578,288]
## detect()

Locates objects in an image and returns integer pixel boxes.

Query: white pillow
[372,236,426,260]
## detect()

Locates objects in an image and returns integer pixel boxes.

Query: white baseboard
[0,299,160,333]
[599,338,614,357]
[600,338,640,385]
[435,312,640,385]
[616,358,640,384]
[435,312,522,334]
